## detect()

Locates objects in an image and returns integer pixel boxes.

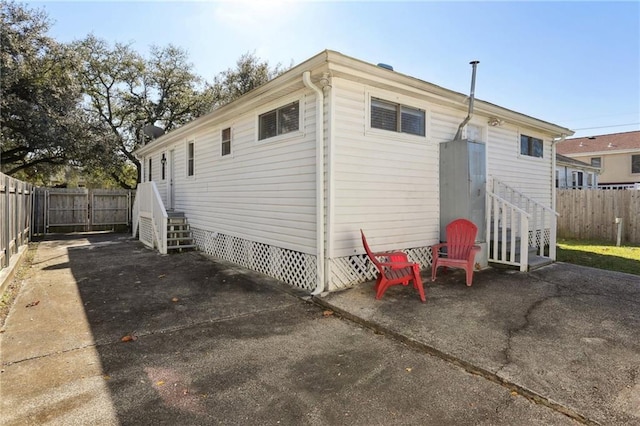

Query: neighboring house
[132,49,573,294]
[557,130,640,189]
[556,153,600,189]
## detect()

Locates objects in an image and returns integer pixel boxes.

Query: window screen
[187,142,194,176]
[520,135,543,158]
[371,97,425,136]
[222,128,231,156]
[632,154,640,174]
[259,101,299,140]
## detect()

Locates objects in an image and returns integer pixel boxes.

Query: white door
[167,149,175,210]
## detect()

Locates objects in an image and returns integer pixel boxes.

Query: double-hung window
[258,101,299,140]
[520,134,543,158]
[148,158,152,182]
[187,141,195,176]
[221,128,231,156]
[590,157,601,168]
[371,98,425,136]
[632,154,640,174]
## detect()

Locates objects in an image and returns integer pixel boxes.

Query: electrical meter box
[439,139,486,242]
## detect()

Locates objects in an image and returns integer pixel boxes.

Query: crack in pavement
[314,296,601,426]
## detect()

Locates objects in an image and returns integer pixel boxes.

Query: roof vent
[607,142,615,148]
[588,136,596,140]
[377,63,394,71]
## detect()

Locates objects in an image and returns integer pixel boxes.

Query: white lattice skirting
[328,247,433,291]
[529,228,551,248]
[192,228,317,291]
[139,216,155,249]
[191,228,433,293]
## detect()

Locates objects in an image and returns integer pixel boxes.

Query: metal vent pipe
[454,60,480,140]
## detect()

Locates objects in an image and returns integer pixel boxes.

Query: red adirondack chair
[361,230,426,302]
[431,218,480,286]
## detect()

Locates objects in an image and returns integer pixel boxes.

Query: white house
[555,154,600,189]
[132,50,574,294]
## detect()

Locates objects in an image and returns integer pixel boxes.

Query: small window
[632,154,640,174]
[161,153,166,180]
[371,98,425,136]
[590,157,601,168]
[148,158,152,182]
[221,128,231,156]
[187,141,195,176]
[520,135,543,158]
[259,101,299,140]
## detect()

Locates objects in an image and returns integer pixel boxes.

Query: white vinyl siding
[488,125,553,206]
[162,89,316,254]
[331,78,438,258]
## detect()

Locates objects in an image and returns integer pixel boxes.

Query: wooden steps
[166,211,196,252]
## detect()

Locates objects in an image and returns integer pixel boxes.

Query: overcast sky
[31,0,640,138]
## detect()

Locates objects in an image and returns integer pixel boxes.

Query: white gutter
[552,134,567,211]
[303,71,326,295]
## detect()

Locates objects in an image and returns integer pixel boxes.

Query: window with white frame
[632,154,640,174]
[161,153,166,180]
[187,141,195,176]
[148,158,152,182]
[590,157,601,168]
[371,97,425,136]
[520,134,543,158]
[258,101,299,140]
[221,128,231,156]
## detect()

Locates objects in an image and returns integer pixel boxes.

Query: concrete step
[527,255,554,271]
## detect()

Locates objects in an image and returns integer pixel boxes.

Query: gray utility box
[439,139,486,242]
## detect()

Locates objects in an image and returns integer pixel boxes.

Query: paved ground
[0,233,638,425]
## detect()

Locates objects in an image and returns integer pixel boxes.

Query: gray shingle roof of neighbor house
[556,153,600,170]
[557,130,640,154]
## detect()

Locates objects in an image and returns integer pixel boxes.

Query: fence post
[2,175,9,268]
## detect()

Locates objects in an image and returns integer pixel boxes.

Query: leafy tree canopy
[0,0,90,180]
[1,1,288,188]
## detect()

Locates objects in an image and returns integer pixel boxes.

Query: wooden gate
[33,188,134,234]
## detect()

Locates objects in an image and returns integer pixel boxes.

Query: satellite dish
[142,124,165,140]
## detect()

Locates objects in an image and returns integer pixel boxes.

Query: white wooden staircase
[487,177,557,271]
[166,211,196,252]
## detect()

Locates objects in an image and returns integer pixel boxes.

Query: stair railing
[491,177,558,260]
[486,190,530,271]
[135,182,168,254]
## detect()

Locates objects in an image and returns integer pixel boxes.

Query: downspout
[303,71,326,295]
[551,134,566,211]
[454,60,480,140]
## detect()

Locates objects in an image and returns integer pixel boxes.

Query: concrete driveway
[1,233,638,425]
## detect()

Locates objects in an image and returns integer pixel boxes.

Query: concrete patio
[1,233,638,425]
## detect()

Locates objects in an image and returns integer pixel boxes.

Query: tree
[0,1,89,180]
[75,36,214,188]
[211,51,289,106]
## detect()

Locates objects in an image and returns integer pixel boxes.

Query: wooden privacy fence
[32,188,134,234]
[1,173,33,270]
[556,189,640,244]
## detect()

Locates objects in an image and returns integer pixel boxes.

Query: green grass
[556,239,640,276]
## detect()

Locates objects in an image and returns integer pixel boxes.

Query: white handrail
[134,182,168,254]
[487,190,530,271]
[491,177,558,260]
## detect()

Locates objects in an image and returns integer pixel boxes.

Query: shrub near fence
[556,189,640,244]
[1,172,33,270]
